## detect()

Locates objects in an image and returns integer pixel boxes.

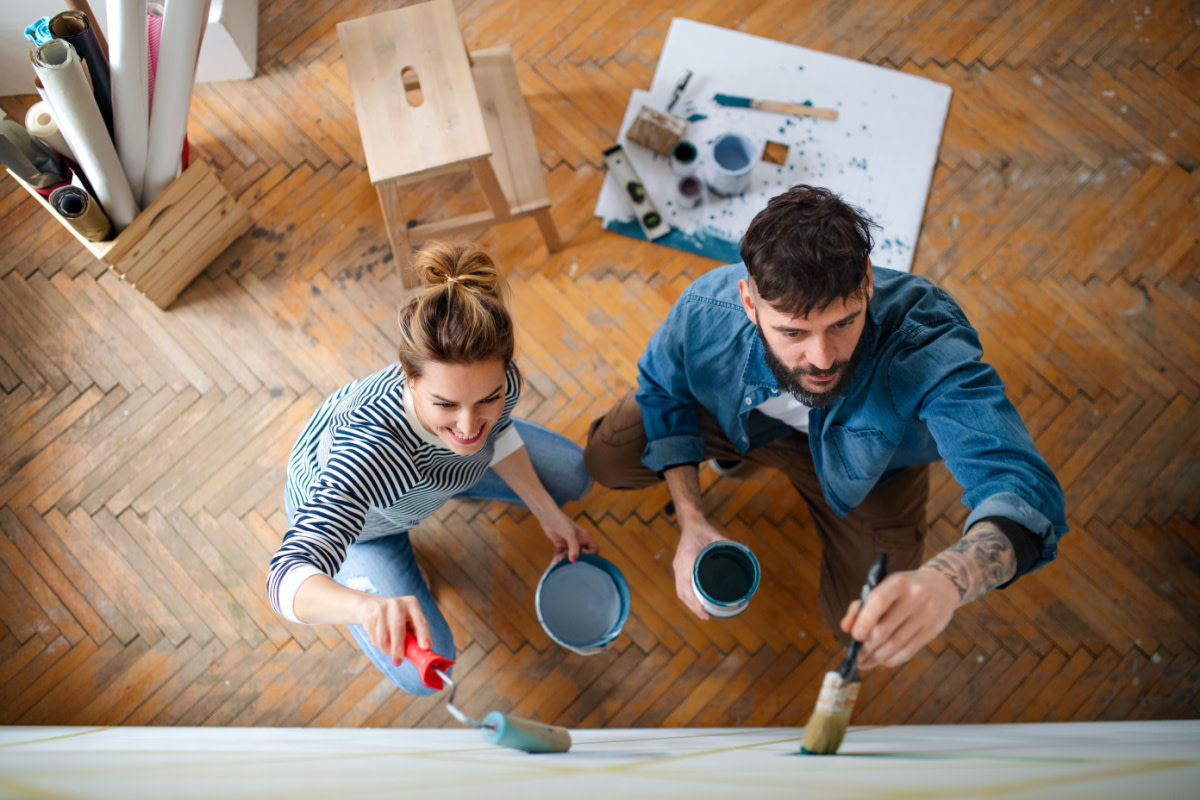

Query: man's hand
[840,520,1017,669]
[537,507,599,563]
[673,521,727,619]
[839,569,958,668]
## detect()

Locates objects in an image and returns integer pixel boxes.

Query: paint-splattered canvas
[595,18,953,272]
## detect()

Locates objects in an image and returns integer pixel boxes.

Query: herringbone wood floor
[1,0,1197,730]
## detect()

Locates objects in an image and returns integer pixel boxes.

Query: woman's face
[409,359,507,456]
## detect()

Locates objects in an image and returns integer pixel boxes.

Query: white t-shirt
[755,390,810,433]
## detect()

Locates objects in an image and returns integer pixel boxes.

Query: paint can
[676,174,705,209]
[536,553,630,655]
[692,540,760,617]
[706,132,757,197]
[670,140,698,176]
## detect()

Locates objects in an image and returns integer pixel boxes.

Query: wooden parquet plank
[0,386,97,475]
[0,274,97,393]
[936,647,1017,723]
[0,387,138,510]
[118,509,248,649]
[1018,646,1094,722]
[688,645,780,727]
[0,554,59,645]
[123,635,225,725]
[0,525,85,645]
[88,507,214,648]
[1050,646,1122,721]
[165,508,294,649]
[988,646,1069,722]
[173,639,284,726]
[226,639,333,726]
[1129,648,1199,720]
[720,646,807,725]
[508,646,620,727]
[631,644,724,727]
[74,636,206,725]
[1090,395,1198,524]
[7,635,109,723]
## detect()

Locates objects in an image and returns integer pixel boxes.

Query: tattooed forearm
[919,521,1017,606]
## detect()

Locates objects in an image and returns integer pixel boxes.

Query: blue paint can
[691,540,761,617]
[706,132,757,196]
[536,553,630,655]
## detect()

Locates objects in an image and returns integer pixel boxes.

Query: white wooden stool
[338,0,562,285]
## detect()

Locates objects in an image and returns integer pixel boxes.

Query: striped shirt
[268,362,524,622]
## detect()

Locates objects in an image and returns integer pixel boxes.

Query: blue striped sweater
[268,363,523,622]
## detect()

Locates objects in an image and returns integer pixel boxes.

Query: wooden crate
[8,157,252,309]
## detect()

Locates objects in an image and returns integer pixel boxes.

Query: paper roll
[25,101,78,163]
[147,5,164,111]
[108,0,150,203]
[33,38,140,231]
[0,119,70,190]
[143,0,207,204]
[24,17,53,46]
[51,184,112,241]
[65,0,109,59]
[49,11,115,139]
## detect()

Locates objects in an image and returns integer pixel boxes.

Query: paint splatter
[604,219,742,264]
[688,114,708,122]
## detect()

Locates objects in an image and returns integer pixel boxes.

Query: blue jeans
[285,418,590,695]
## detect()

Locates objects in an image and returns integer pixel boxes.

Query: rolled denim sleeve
[636,298,707,472]
[898,325,1067,576]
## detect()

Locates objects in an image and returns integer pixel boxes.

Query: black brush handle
[837,553,889,681]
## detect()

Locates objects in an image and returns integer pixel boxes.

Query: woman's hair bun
[413,241,507,303]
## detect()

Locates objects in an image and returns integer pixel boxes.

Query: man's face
[738,270,872,408]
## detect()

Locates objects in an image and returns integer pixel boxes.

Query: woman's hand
[359,594,432,666]
[537,507,598,562]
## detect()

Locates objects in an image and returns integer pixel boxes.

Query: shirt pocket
[825,425,895,482]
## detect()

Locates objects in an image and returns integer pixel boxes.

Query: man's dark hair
[740,185,878,317]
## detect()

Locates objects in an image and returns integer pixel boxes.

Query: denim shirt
[636,263,1067,574]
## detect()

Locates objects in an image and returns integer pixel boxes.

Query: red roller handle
[403,629,455,690]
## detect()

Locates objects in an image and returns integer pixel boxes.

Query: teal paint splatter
[688,114,708,122]
[605,219,741,264]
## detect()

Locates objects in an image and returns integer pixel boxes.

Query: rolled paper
[108,0,150,203]
[147,5,164,112]
[65,0,110,59]
[143,0,207,204]
[51,184,113,241]
[25,101,78,163]
[0,120,70,189]
[49,10,115,138]
[33,38,140,231]
[24,17,53,45]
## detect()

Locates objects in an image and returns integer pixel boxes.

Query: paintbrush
[800,553,887,755]
[713,93,838,121]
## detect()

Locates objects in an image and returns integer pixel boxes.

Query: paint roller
[403,631,571,753]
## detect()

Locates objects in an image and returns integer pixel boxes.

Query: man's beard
[757,324,867,409]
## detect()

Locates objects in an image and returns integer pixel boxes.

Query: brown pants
[584,390,930,641]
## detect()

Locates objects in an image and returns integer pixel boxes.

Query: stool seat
[338,0,561,283]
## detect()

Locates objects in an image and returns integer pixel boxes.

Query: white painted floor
[1,721,1197,799]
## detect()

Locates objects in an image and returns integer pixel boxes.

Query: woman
[268,242,595,694]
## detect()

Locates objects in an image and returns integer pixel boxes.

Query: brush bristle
[800,670,861,755]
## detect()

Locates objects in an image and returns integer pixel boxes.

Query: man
[584,185,1066,669]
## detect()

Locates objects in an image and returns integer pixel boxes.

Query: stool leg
[470,159,511,218]
[533,208,563,252]
[376,181,418,287]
